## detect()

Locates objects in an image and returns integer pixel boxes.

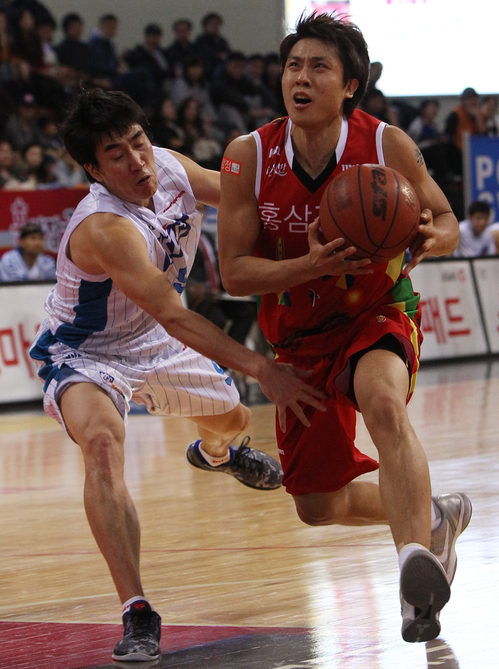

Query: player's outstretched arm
[167,148,221,208]
[218,135,371,297]
[382,125,459,272]
[75,213,325,430]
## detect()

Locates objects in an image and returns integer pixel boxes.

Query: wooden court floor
[0,359,498,668]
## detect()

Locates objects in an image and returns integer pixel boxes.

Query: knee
[362,393,409,438]
[294,493,347,526]
[79,425,125,476]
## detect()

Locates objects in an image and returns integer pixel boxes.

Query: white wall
[45,0,286,58]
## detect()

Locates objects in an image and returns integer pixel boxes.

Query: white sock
[431,499,442,531]
[398,542,429,572]
[122,595,153,615]
[199,443,231,467]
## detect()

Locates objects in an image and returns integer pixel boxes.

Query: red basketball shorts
[274,304,422,496]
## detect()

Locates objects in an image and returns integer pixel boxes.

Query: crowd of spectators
[0,6,289,190]
[0,2,498,289]
[0,5,495,196]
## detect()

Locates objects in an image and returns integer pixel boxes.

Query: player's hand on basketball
[256,359,326,432]
[405,209,436,273]
[308,218,373,277]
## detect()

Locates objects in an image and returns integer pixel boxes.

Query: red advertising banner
[0,188,88,255]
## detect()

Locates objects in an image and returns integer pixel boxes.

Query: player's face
[281,38,358,129]
[86,124,158,207]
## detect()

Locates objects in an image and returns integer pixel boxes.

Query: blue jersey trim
[54,278,113,349]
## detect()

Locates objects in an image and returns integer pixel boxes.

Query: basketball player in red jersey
[218,13,472,643]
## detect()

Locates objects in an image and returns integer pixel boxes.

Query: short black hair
[62,12,81,32]
[468,200,491,216]
[172,18,192,31]
[461,87,478,101]
[145,23,162,36]
[279,12,370,115]
[20,223,44,239]
[60,88,149,181]
[99,14,118,24]
[227,51,246,63]
[202,12,222,28]
[419,98,439,113]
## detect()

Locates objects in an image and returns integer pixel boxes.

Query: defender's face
[86,124,158,207]
[281,38,358,129]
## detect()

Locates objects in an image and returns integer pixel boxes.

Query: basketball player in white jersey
[218,13,472,646]
[29,88,326,662]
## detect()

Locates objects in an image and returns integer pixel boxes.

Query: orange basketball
[319,164,421,262]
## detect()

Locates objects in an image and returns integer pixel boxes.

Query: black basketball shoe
[112,600,161,662]
[186,436,283,490]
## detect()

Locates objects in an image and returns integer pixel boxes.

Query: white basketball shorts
[36,339,240,433]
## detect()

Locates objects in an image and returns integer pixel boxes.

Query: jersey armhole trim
[376,122,387,164]
[250,130,262,200]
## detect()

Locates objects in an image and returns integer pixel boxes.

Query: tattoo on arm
[415,147,425,167]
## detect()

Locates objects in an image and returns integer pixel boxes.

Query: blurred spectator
[124,23,169,89]
[0,137,25,187]
[147,94,186,151]
[246,53,265,87]
[406,99,448,185]
[246,51,281,120]
[244,52,278,125]
[211,51,275,133]
[363,62,389,121]
[262,52,285,116]
[87,13,119,87]
[34,14,58,76]
[169,55,218,123]
[5,0,55,28]
[407,99,442,148]
[490,220,499,254]
[15,140,55,187]
[0,221,56,280]
[0,6,27,107]
[38,115,64,157]
[445,87,487,176]
[8,7,68,117]
[362,60,412,127]
[3,91,44,151]
[480,95,498,137]
[365,60,383,97]
[194,12,230,78]
[221,124,242,152]
[185,229,257,349]
[52,149,87,188]
[9,8,43,71]
[453,201,496,257]
[163,18,196,80]
[177,96,223,169]
[362,87,398,126]
[55,12,93,87]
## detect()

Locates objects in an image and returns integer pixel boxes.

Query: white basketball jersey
[36,147,201,358]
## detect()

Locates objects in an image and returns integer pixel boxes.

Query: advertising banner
[471,258,499,353]
[0,188,87,255]
[463,135,499,223]
[0,283,52,402]
[410,260,488,361]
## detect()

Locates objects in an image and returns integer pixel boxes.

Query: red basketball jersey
[251,110,420,358]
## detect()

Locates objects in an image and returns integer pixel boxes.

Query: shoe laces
[124,610,154,638]
[232,436,263,476]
